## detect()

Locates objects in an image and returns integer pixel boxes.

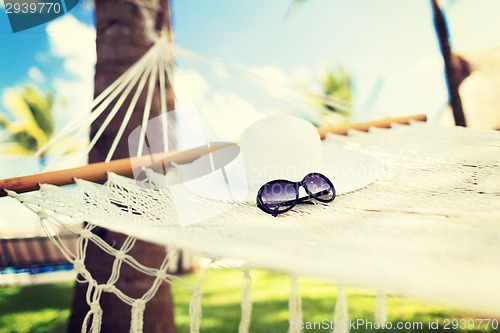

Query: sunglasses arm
[280,195,315,207]
[279,189,332,207]
[297,189,332,203]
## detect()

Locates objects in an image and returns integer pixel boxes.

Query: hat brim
[167,143,383,203]
[322,145,384,195]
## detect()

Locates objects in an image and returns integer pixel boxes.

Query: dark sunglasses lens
[259,181,297,213]
[304,174,335,201]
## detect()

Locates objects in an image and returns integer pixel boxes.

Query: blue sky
[172,0,500,122]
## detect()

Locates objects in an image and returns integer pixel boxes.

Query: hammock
[1,36,500,333]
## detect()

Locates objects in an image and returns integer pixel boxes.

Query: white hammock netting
[4,36,500,332]
[8,124,500,332]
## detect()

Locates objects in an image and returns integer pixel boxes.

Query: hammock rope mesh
[4,36,500,333]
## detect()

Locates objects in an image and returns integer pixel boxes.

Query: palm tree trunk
[68,1,177,332]
[430,0,467,127]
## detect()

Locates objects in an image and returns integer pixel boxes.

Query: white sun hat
[164,114,383,203]
[239,114,383,197]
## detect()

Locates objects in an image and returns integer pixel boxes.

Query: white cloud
[290,66,314,84]
[249,65,292,99]
[46,14,96,117]
[172,64,322,141]
[52,77,93,118]
[46,14,96,68]
[250,65,290,84]
[0,197,41,234]
[212,62,229,79]
[170,61,349,141]
[45,15,95,123]
[202,92,266,140]
[413,55,443,74]
[174,69,209,104]
[173,68,268,141]
[28,66,44,83]
[64,58,94,81]
[0,1,5,8]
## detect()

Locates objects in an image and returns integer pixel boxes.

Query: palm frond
[2,87,50,149]
[0,115,10,129]
[11,129,38,153]
[1,85,83,159]
[0,142,35,155]
[3,88,37,127]
[23,86,55,136]
[321,66,352,116]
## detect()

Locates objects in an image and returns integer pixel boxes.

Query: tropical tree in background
[68,0,177,332]
[0,85,81,169]
[319,66,352,117]
[294,0,467,127]
[430,0,467,126]
[304,66,354,126]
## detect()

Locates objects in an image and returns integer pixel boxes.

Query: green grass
[0,282,72,333]
[1,269,499,332]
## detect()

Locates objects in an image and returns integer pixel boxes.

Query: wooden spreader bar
[0,114,426,196]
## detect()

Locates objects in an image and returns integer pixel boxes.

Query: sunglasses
[256,173,336,217]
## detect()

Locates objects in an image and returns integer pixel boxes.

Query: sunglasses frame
[256,172,336,217]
